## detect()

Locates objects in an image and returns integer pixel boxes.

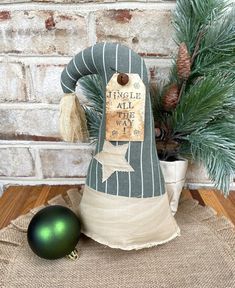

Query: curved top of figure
[61,43,165,198]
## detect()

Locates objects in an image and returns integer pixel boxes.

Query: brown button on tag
[105,73,146,142]
[117,73,129,86]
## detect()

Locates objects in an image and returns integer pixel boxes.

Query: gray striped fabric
[61,42,165,198]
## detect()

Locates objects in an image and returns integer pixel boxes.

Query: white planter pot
[160,159,188,216]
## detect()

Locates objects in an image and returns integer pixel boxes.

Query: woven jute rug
[0,189,234,288]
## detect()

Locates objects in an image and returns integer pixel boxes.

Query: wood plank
[0,186,20,229]
[212,190,235,225]
[228,191,235,206]
[33,186,51,208]
[0,185,82,229]
[181,189,193,201]
[20,186,43,215]
[184,189,235,225]
[10,186,33,221]
[190,190,205,206]
[1,186,235,229]
[197,189,232,222]
[0,186,32,228]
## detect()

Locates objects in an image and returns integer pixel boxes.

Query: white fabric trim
[79,185,180,250]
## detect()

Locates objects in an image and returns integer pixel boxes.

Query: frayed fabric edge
[81,227,181,251]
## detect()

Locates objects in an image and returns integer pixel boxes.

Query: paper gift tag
[105,73,146,141]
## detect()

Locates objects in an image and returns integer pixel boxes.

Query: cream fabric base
[78,185,180,250]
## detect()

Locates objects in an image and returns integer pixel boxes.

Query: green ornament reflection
[27,205,81,260]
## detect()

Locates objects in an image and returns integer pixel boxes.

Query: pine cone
[162,84,179,111]
[177,43,191,81]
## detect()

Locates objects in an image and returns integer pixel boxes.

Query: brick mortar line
[0,1,176,12]
[87,11,97,45]
[0,0,152,2]
[187,183,235,190]
[0,0,171,2]
[0,55,173,63]
[0,55,174,60]
[34,147,43,179]
[0,0,175,1]
[0,55,73,63]
[0,103,59,109]
[0,140,95,149]
[0,178,87,185]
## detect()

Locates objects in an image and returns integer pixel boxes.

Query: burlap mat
[0,189,234,288]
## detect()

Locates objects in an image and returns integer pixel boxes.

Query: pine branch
[150,79,168,128]
[190,0,229,24]
[79,75,104,114]
[173,0,229,54]
[78,75,104,140]
[171,75,233,135]
[83,106,101,141]
[190,31,204,65]
[185,120,235,196]
[199,6,235,55]
[172,0,232,83]
[193,6,235,76]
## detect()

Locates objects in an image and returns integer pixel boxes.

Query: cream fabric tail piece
[59,93,89,142]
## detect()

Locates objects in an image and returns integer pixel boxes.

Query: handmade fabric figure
[61,43,180,250]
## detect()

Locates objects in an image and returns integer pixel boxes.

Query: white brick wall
[0,140,94,181]
[0,147,35,177]
[96,9,176,55]
[0,10,88,55]
[1,0,220,189]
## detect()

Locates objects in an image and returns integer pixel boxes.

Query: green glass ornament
[27,205,81,260]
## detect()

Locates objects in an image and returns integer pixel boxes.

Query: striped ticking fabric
[61,43,165,198]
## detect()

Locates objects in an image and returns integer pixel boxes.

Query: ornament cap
[67,248,79,261]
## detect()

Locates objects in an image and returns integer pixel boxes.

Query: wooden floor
[0,185,235,229]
